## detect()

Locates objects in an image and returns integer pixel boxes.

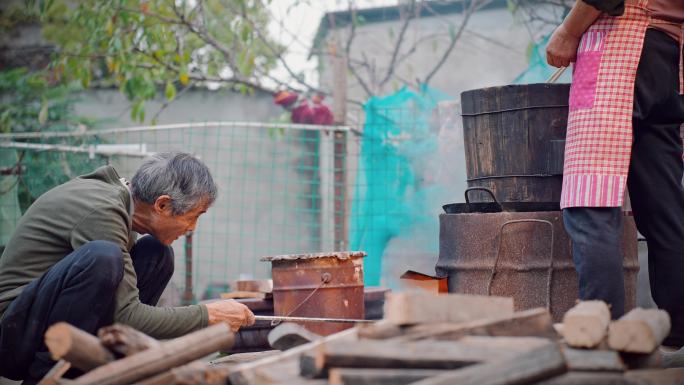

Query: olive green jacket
[0,166,208,338]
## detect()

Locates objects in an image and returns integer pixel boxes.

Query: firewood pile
[40,292,683,385]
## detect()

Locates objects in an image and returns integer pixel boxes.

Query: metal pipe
[254,315,373,324]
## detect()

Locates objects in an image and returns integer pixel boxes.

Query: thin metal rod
[254,315,374,324]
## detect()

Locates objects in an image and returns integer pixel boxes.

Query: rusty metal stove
[260,251,366,336]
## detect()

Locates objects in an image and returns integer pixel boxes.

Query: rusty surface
[436,211,638,322]
[260,251,366,262]
[267,254,365,336]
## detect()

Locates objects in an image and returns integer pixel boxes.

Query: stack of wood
[227,293,683,385]
[40,293,684,385]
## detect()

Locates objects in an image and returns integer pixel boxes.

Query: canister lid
[260,251,366,262]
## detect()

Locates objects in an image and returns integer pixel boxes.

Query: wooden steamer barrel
[461,83,570,203]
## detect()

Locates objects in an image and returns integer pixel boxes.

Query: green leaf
[165,82,177,101]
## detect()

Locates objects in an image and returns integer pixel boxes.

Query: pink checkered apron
[560,0,652,209]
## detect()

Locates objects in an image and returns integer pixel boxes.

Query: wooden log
[393,308,555,343]
[608,308,671,353]
[70,323,234,385]
[210,350,281,366]
[97,323,160,357]
[45,322,115,372]
[383,292,514,325]
[228,326,358,385]
[132,361,230,385]
[357,320,404,340]
[235,279,273,293]
[561,347,625,372]
[408,341,567,385]
[624,368,684,385]
[301,337,551,378]
[562,301,611,348]
[329,368,446,385]
[537,372,637,385]
[268,323,322,350]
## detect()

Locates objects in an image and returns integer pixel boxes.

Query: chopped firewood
[45,322,115,372]
[98,323,161,357]
[131,361,229,385]
[383,292,514,325]
[620,351,662,370]
[562,301,611,348]
[220,291,272,300]
[268,323,322,350]
[561,347,625,372]
[624,368,684,385]
[392,308,556,342]
[536,372,635,385]
[300,337,551,378]
[235,279,273,293]
[228,326,358,385]
[408,341,567,385]
[608,308,671,353]
[329,368,446,385]
[357,320,404,340]
[70,323,235,385]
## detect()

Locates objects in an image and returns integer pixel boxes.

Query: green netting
[350,85,451,286]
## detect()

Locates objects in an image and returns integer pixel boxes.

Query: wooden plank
[221,291,272,300]
[392,308,555,343]
[329,368,446,385]
[624,368,684,385]
[562,347,625,372]
[608,308,671,353]
[537,372,637,385]
[562,301,611,348]
[358,320,404,340]
[71,323,234,385]
[383,292,514,325]
[408,341,567,385]
[98,323,161,357]
[301,337,551,378]
[235,279,273,293]
[45,322,115,372]
[228,326,358,385]
[268,323,322,351]
[210,350,281,366]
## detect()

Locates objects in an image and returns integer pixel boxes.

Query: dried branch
[423,0,492,86]
[379,0,417,88]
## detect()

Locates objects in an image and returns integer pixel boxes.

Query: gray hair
[131,152,217,215]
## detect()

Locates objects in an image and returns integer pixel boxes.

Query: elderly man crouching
[0,152,254,383]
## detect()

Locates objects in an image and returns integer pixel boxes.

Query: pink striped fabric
[560,0,650,209]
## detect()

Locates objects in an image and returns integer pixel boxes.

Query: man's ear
[153,195,173,214]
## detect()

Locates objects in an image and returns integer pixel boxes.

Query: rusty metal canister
[436,211,639,322]
[260,251,366,336]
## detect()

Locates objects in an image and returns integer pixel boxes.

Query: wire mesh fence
[0,104,460,303]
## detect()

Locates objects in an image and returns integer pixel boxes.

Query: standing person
[546,0,684,349]
[0,152,255,383]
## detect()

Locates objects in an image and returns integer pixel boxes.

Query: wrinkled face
[152,196,209,245]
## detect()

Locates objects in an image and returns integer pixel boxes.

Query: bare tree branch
[332,8,373,98]
[423,0,492,86]
[379,0,417,88]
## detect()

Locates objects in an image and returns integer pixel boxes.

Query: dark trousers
[563,29,684,346]
[0,235,173,383]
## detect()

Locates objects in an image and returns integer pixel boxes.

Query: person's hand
[205,299,256,332]
[546,23,581,68]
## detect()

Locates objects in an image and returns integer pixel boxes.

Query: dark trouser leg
[563,207,625,319]
[130,235,174,306]
[628,30,684,347]
[0,241,124,383]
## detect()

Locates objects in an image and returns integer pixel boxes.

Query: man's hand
[205,300,256,332]
[546,24,581,68]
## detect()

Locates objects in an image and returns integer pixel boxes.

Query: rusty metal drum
[260,251,366,336]
[436,211,638,322]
